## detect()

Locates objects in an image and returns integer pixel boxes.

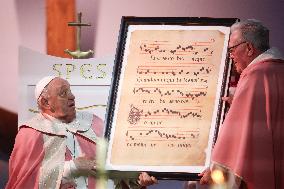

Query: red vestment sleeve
[212,60,284,189]
[5,126,45,189]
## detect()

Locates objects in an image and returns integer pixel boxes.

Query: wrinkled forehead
[47,78,70,92]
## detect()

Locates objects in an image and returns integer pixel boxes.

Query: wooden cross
[65,12,94,59]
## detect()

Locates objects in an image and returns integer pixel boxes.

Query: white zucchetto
[35,76,57,101]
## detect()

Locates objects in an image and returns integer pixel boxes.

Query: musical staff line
[133,87,207,98]
[126,129,200,141]
[136,66,212,78]
[139,42,214,56]
[127,105,203,125]
[143,108,202,119]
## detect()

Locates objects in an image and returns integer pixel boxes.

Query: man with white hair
[6,76,157,189]
[198,19,284,189]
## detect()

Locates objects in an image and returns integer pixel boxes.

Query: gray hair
[231,19,270,52]
[37,87,50,111]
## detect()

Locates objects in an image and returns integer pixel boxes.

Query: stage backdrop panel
[105,17,237,180]
[18,46,114,126]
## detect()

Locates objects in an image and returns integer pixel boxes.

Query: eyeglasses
[228,41,247,54]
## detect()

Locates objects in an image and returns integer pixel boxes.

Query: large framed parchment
[105,17,238,180]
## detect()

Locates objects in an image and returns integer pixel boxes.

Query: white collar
[23,111,93,136]
[248,47,284,67]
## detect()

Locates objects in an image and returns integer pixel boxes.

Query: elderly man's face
[46,78,76,123]
[228,30,250,73]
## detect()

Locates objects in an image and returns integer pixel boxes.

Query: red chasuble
[5,112,103,189]
[212,48,284,189]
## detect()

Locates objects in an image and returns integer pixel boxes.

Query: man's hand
[137,172,158,187]
[73,154,96,176]
[198,168,212,185]
[222,95,233,105]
